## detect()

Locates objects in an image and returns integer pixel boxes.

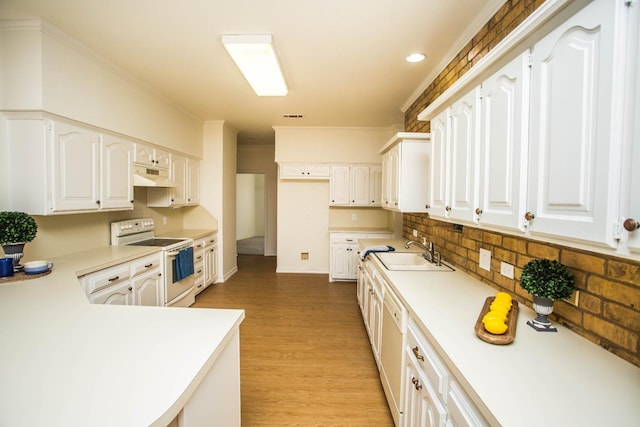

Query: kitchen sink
[374,252,454,272]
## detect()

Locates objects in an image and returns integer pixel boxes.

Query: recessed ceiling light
[406,53,426,63]
[221,34,288,96]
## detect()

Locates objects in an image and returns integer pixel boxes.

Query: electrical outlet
[479,248,491,271]
[162,216,167,225]
[351,214,357,222]
[568,290,580,306]
[301,252,309,260]
[500,262,514,279]
[413,229,418,237]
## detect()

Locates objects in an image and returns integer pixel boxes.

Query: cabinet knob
[128,287,133,291]
[445,205,451,212]
[425,204,430,210]
[96,200,100,205]
[475,208,483,215]
[624,218,640,232]
[524,211,535,221]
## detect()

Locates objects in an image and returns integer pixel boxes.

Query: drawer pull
[108,276,120,282]
[411,377,422,391]
[412,346,425,362]
[144,263,153,268]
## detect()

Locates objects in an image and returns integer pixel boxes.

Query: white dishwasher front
[380,280,407,426]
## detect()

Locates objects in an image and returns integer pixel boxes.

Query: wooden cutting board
[474,296,519,345]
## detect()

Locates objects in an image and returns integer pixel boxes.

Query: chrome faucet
[405,239,435,263]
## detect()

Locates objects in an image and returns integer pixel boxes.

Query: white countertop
[361,239,640,427]
[0,241,243,427]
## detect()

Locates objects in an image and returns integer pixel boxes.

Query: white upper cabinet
[380,133,430,213]
[280,163,331,179]
[526,0,619,247]
[329,164,379,207]
[134,144,170,169]
[101,134,134,210]
[186,157,200,205]
[51,121,101,212]
[478,51,530,231]
[147,154,200,208]
[428,87,480,223]
[4,116,134,215]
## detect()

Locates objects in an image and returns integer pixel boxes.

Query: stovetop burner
[127,238,188,247]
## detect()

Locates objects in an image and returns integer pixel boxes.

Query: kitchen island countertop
[0,242,243,427]
[361,238,640,427]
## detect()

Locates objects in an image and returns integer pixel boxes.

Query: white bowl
[23,260,53,274]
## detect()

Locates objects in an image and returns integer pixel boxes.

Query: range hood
[133,164,176,187]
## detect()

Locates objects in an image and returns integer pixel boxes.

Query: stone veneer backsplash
[403,214,640,367]
[402,0,639,367]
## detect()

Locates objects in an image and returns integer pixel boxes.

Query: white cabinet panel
[101,135,133,210]
[527,0,618,247]
[430,110,449,218]
[370,165,383,206]
[280,163,330,179]
[51,121,101,212]
[478,51,530,231]
[329,165,350,205]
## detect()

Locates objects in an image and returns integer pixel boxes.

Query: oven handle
[166,247,192,258]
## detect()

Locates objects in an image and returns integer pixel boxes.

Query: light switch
[479,248,491,271]
[500,261,514,279]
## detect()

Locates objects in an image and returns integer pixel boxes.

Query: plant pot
[527,295,558,332]
[2,242,25,271]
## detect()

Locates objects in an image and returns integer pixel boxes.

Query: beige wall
[274,126,396,273]
[201,121,238,282]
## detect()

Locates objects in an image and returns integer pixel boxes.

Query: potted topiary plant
[0,211,38,270]
[519,258,575,332]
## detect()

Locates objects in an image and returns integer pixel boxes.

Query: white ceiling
[0,0,506,144]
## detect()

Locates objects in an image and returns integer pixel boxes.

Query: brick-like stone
[583,313,638,352]
[603,302,640,332]
[483,231,503,246]
[494,247,517,264]
[502,236,527,254]
[461,237,477,251]
[579,292,602,314]
[554,301,583,326]
[561,250,605,275]
[463,227,483,242]
[527,242,560,260]
[607,259,640,287]
[587,276,640,310]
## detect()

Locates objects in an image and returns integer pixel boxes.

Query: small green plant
[520,259,575,301]
[0,211,38,245]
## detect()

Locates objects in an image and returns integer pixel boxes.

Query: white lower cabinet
[330,232,392,281]
[404,320,488,427]
[194,233,217,294]
[80,252,163,306]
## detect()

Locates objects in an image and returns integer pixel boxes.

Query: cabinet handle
[128,287,133,291]
[411,377,422,391]
[445,205,451,212]
[475,208,483,215]
[425,204,430,210]
[412,346,425,362]
[623,218,640,232]
[524,211,535,221]
[144,263,153,268]
[196,255,202,260]
[108,276,120,282]
[95,200,100,205]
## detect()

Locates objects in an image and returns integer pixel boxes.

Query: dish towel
[175,247,194,281]
[360,245,395,260]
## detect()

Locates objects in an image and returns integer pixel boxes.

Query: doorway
[236,173,265,255]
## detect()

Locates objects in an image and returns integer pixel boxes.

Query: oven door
[165,246,196,306]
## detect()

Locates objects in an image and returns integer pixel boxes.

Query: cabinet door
[134,144,155,166]
[101,135,134,210]
[370,281,383,368]
[187,158,200,205]
[89,280,134,305]
[403,349,447,427]
[350,166,370,206]
[527,0,618,247]
[204,246,217,286]
[381,153,391,207]
[154,148,171,169]
[51,122,101,212]
[170,155,187,206]
[446,380,488,427]
[388,145,400,210]
[478,52,530,231]
[306,164,331,177]
[132,268,163,306]
[448,88,480,224]
[280,163,307,178]
[370,165,383,206]
[430,108,450,218]
[330,165,350,205]
[330,243,353,280]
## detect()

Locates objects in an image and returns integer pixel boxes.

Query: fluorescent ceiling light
[221,34,288,96]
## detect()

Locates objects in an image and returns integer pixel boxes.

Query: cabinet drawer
[81,263,131,294]
[330,234,359,244]
[130,253,162,277]
[407,320,449,400]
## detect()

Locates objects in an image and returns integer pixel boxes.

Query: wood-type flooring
[193,255,394,426]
